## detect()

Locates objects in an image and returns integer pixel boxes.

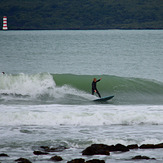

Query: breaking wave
[0,73,163,105]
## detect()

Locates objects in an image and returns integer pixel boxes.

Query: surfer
[2,72,5,74]
[92,78,102,98]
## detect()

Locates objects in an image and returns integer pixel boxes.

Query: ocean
[0,30,163,162]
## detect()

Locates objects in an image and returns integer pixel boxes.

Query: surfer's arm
[96,78,102,82]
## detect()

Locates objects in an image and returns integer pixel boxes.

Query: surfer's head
[93,78,97,82]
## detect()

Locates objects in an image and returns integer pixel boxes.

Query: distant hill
[0,0,163,30]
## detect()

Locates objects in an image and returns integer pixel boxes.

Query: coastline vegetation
[0,0,163,30]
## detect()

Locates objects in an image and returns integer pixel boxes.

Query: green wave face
[0,73,163,105]
[53,74,163,104]
[53,74,163,93]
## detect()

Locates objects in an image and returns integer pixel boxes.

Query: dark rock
[15,157,32,163]
[139,144,156,149]
[114,144,129,152]
[140,143,163,149]
[82,144,110,155]
[33,151,48,155]
[40,145,67,152]
[51,146,67,152]
[40,146,49,151]
[0,153,9,157]
[82,143,130,155]
[50,155,63,161]
[127,144,138,149]
[85,159,105,163]
[67,158,85,163]
[132,155,155,160]
[154,143,163,148]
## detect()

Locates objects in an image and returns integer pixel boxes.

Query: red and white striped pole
[3,16,8,30]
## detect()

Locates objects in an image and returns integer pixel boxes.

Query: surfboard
[93,95,114,102]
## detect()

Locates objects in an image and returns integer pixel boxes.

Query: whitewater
[0,30,163,162]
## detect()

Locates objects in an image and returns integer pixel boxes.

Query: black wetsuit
[92,79,101,98]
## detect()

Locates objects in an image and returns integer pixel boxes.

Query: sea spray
[0,73,55,97]
[0,73,94,104]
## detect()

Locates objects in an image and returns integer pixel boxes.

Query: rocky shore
[1,143,163,162]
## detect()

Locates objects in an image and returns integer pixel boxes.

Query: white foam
[0,73,55,96]
[0,73,94,101]
[0,104,163,126]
